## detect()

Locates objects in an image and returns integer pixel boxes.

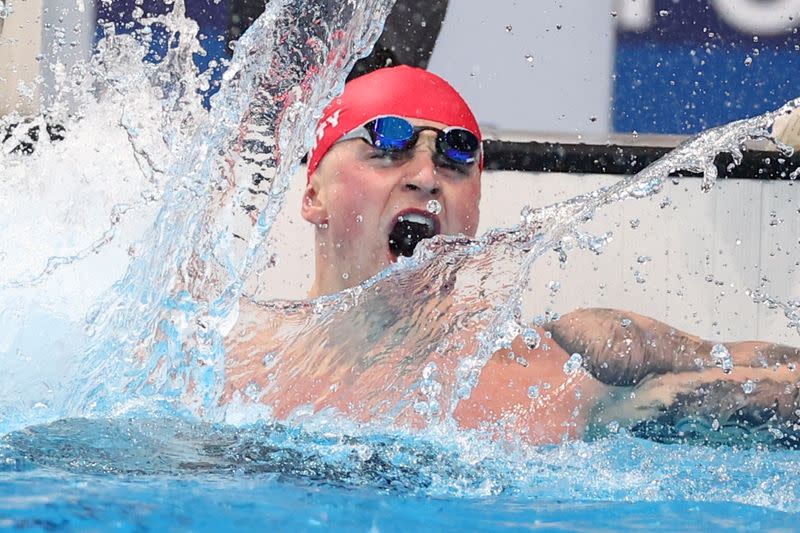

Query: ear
[300,181,328,225]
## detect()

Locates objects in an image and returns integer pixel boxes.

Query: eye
[433,153,472,175]
[369,149,409,162]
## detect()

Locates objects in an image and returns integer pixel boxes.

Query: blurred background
[1,0,799,343]
[3,0,799,136]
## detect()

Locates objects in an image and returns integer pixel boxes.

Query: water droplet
[494,320,521,351]
[744,56,753,67]
[741,380,756,394]
[524,54,534,64]
[710,344,734,373]
[610,10,618,17]
[768,211,783,226]
[527,385,540,399]
[505,25,513,32]
[426,199,441,215]
[555,24,562,30]
[589,115,597,123]
[244,382,260,400]
[414,402,430,415]
[659,9,670,17]
[768,427,785,439]
[522,327,541,350]
[422,361,437,380]
[547,280,561,293]
[563,353,583,375]
[607,420,620,433]
[355,214,363,223]
[515,356,529,367]
[637,256,651,264]
[520,205,537,225]
[341,272,349,280]
[629,218,640,229]
[659,197,672,209]
[621,318,632,327]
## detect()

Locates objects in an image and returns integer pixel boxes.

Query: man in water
[225,66,800,445]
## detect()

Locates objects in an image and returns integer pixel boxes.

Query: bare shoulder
[454,329,611,443]
[223,298,288,397]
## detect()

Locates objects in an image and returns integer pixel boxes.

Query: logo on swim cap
[307,66,481,178]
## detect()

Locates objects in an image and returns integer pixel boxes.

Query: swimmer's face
[303,117,481,295]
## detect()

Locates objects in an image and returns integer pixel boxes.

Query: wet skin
[224,118,800,445]
[300,118,481,297]
[226,117,603,442]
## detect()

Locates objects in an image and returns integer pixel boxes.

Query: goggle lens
[361,116,480,166]
[438,128,480,164]
[370,116,416,150]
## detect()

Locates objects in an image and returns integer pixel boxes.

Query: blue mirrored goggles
[337,116,481,166]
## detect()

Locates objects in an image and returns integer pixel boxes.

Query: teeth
[398,212,434,228]
[389,212,438,258]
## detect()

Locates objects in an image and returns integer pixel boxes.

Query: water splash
[1,2,800,521]
[68,0,400,421]
[0,0,397,432]
[222,99,800,433]
[0,0,798,446]
[2,418,799,513]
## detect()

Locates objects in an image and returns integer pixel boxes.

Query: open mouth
[388,210,441,259]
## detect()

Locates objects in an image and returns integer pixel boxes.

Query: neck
[308,240,352,298]
[309,240,386,298]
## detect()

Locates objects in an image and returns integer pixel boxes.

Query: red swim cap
[307,65,481,178]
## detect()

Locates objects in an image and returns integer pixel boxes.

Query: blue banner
[613,0,800,134]
[96,0,230,102]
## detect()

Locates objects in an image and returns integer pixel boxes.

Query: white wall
[0,0,43,115]
[262,167,800,345]
[0,0,95,115]
[427,0,616,138]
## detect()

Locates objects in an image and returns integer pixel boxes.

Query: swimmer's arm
[543,308,800,386]
[590,366,800,444]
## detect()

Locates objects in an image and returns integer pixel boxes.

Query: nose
[402,149,441,196]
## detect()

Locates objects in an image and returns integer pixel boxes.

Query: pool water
[1,472,795,531]
[1,418,798,531]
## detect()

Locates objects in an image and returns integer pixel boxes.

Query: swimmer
[225,66,800,445]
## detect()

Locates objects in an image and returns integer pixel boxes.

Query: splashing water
[1,0,398,430]
[1,0,798,432]
[1,2,799,517]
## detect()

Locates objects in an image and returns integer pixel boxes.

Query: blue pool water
[1,419,798,531]
[1,472,795,531]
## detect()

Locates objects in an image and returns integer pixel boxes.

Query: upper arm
[453,332,610,443]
